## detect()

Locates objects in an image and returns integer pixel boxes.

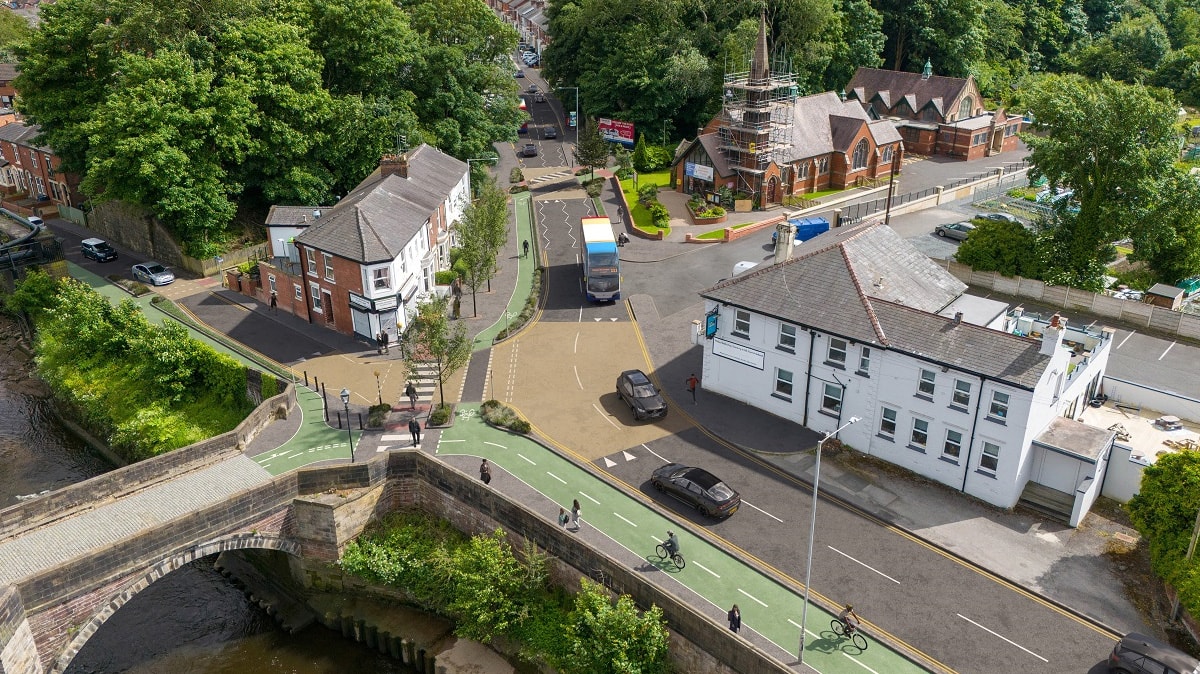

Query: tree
[454,178,509,316]
[1022,75,1180,290]
[1074,14,1171,82]
[1128,450,1200,619]
[631,133,649,173]
[560,579,670,674]
[575,118,610,181]
[400,294,470,408]
[1129,171,1200,284]
[954,219,1043,278]
[875,0,987,76]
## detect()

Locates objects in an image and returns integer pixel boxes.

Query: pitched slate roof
[295,144,466,264]
[846,67,970,120]
[0,122,44,149]
[782,92,900,162]
[700,222,1050,389]
[0,63,16,81]
[265,205,330,228]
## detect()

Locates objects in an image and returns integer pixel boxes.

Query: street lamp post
[798,416,860,662]
[339,388,355,463]
[465,157,498,200]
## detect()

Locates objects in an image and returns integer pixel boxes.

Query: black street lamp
[340,387,355,463]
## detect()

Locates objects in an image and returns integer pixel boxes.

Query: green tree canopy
[562,579,670,674]
[454,177,509,315]
[1129,450,1200,619]
[954,219,1043,278]
[401,294,470,408]
[575,118,611,181]
[1022,74,1180,290]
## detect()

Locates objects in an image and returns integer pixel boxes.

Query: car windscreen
[632,383,658,398]
[707,482,735,500]
[146,264,167,274]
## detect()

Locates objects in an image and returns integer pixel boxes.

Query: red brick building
[0,122,83,211]
[845,64,1023,160]
[673,14,903,206]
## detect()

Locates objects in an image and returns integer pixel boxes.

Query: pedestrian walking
[480,459,492,485]
[452,296,461,320]
[408,417,421,446]
[269,290,277,312]
[728,605,741,633]
[523,239,530,258]
[451,276,463,299]
[381,330,390,354]
[570,499,582,531]
[558,507,570,527]
[405,381,418,409]
[686,373,700,404]
[376,331,385,354]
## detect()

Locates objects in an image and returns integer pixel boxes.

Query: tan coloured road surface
[492,321,689,460]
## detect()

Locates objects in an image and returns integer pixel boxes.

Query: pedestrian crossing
[405,362,440,406]
[528,169,574,186]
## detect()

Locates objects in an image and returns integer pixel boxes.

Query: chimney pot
[380,153,410,179]
[953,311,963,325]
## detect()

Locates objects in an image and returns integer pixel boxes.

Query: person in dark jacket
[408,417,421,446]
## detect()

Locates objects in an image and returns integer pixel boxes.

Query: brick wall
[0,384,296,540]
[0,585,41,674]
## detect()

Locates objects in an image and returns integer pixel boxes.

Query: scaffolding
[716,54,798,196]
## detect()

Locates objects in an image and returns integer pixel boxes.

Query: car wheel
[698,504,712,517]
[936,230,946,237]
[652,480,664,492]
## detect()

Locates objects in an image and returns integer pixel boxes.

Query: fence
[840,159,1029,225]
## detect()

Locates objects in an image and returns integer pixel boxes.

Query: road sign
[568,111,578,128]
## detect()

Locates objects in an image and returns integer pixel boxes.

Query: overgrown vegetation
[428,403,453,426]
[339,513,670,673]
[1129,450,1200,620]
[4,271,253,460]
[496,268,542,340]
[367,403,391,428]
[481,399,531,433]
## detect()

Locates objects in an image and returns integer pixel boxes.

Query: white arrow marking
[622,450,636,462]
[603,457,617,468]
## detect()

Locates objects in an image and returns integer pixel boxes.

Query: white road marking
[439,438,465,443]
[842,653,881,674]
[827,546,901,584]
[1159,341,1176,360]
[614,512,637,527]
[1116,330,1136,349]
[622,450,636,462]
[574,364,584,389]
[484,441,507,449]
[693,561,720,578]
[1085,320,1097,330]
[788,618,802,630]
[603,457,617,468]
[643,444,671,463]
[546,471,567,484]
[517,453,537,465]
[737,588,768,607]
[573,330,579,354]
[381,434,406,441]
[592,403,622,429]
[579,491,600,504]
[957,614,1047,662]
[741,500,783,523]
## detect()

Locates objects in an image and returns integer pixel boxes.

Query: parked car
[1108,632,1200,674]
[650,463,741,518]
[132,262,175,286]
[544,126,557,139]
[521,143,538,157]
[977,212,1021,224]
[934,221,975,241]
[616,369,667,420]
[527,84,539,93]
[26,215,44,227]
[81,238,118,262]
[514,69,524,78]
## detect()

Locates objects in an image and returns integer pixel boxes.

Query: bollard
[377,629,390,654]
[304,371,310,387]
[416,648,426,671]
[402,639,415,665]
[365,624,378,649]
[388,634,402,659]
[354,619,367,643]
[336,411,342,428]
[423,653,435,674]
[340,615,354,638]
[358,412,363,430]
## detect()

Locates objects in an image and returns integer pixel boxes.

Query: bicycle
[831,618,868,651]
[655,543,686,570]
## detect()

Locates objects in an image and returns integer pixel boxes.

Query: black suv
[616,369,667,420]
[1109,632,1200,674]
[81,238,118,262]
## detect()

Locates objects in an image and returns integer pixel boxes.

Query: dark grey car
[650,463,741,518]
[81,238,118,262]
[616,369,667,420]
[1108,632,1200,674]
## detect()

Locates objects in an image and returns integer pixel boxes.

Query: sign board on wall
[712,337,765,370]
[598,118,635,147]
[685,162,715,181]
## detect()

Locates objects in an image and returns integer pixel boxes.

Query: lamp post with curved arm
[798,416,859,662]
[339,388,355,463]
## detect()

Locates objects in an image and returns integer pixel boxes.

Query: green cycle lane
[470,191,538,351]
[438,404,932,674]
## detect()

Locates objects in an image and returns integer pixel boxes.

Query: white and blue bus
[581,216,620,302]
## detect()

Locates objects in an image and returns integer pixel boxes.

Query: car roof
[682,467,722,489]
[82,238,107,245]
[621,369,650,384]
[1119,633,1200,670]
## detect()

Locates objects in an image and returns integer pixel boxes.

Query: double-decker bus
[518,98,529,134]
[581,216,620,302]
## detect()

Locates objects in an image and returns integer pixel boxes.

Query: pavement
[43,142,1145,668]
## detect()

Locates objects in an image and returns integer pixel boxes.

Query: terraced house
[697,222,1115,525]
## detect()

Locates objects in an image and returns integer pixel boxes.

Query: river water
[1,325,405,673]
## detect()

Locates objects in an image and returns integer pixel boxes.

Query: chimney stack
[773,221,796,264]
[952,311,963,326]
[1040,313,1067,356]
[380,153,409,179]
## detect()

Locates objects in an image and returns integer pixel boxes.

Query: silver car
[132,262,175,286]
[934,221,975,241]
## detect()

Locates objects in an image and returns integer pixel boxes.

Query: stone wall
[0,586,39,674]
[0,384,296,540]
[86,201,185,269]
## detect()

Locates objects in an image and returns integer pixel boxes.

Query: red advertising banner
[598,118,635,147]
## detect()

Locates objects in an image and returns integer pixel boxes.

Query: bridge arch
[50,533,302,674]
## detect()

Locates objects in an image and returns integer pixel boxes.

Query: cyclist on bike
[663,531,680,557]
[838,604,861,634]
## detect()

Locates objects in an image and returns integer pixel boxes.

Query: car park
[977,212,1021,224]
[616,369,667,420]
[650,463,741,518]
[132,262,175,286]
[1107,632,1200,674]
[521,143,538,157]
[544,126,557,139]
[81,238,118,262]
[934,221,975,241]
